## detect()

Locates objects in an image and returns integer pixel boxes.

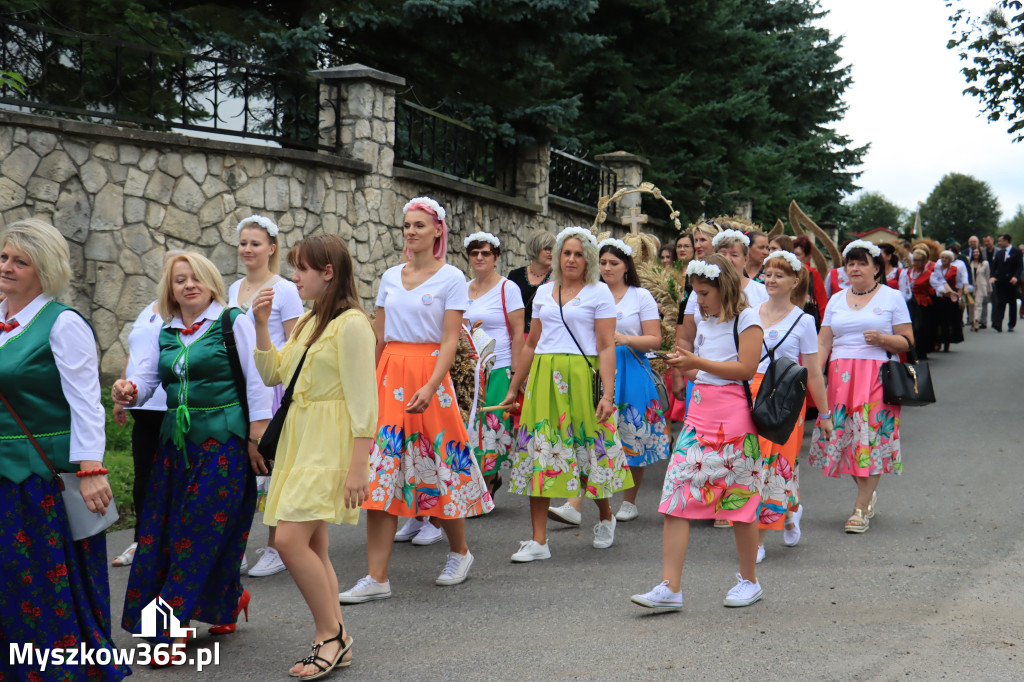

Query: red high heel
[208,588,250,635]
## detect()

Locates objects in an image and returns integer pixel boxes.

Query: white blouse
[755,305,818,374]
[125,301,168,412]
[376,264,468,344]
[0,295,105,463]
[694,307,762,386]
[532,281,616,356]
[464,277,525,370]
[823,285,912,362]
[228,276,304,349]
[614,287,661,336]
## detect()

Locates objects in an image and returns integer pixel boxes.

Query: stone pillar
[311,64,405,175]
[514,141,549,209]
[595,151,649,210]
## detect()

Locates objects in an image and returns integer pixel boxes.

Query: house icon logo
[133,596,197,639]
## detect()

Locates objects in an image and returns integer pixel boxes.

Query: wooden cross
[622,206,648,235]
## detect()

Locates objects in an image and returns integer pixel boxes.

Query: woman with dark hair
[879,242,904,290]
[793,235,828,325]
[969,248,990,331]
[252,234,376,677]
[675,233,695,262]
[507,229,555,334]
[659,244,676,268]
[769,235,795,253]
[810,240,913,534]
[744,230,770,283]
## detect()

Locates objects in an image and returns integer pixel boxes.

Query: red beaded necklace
[0,319,19,333]
[179,321,203,336]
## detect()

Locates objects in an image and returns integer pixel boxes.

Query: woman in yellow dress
[252,234,378,680]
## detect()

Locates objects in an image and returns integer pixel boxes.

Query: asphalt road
[106,326,1024,681]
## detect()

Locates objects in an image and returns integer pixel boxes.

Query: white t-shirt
[532,281,616,356]
[464,277,525,369]
[823,285,912,362]
[684,278,768,318]
[228,276,304,350]
[125,300,168,411]
[694,307,762,386]
[376,263,468,344]
[755,305,818,374]
[614,286,661,336]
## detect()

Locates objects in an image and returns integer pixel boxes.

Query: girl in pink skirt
[631,253,765,612]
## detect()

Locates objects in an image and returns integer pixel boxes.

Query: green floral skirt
[508,353,633,499]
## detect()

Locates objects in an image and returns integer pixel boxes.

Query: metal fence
[548,149,616,210]
[0,19,330,151]
[395,99,517,194]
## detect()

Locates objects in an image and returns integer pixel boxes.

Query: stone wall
[0,65,667,380]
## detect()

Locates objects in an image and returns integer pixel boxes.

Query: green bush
[100,393,136,532]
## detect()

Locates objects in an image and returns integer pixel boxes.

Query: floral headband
[686,260,722,279]
[842,239,881,259]
[597,238,633,257]
[236,215,279,237]
[555,226,598,248]
[403,196,447,222]
[464,232,500,249]
[764,250,802,272]
[711,229,750,249]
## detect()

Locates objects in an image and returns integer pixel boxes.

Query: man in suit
[963,235,980,262]
[989,233,1023,332]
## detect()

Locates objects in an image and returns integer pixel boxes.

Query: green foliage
[1003,204,1024,244]
[0,70,26,94]
[947,0,1024,141]
[845,192,909,234]
[919,173,1001,244]
[100,393,136,531]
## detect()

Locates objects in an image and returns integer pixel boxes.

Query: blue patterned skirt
[614,346,670,467]
[0,475,130,681]
[121,436,255,643]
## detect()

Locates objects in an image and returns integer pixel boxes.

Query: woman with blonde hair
[252,234,376,677]
[507,229,555,334]
[0,219,130,681]
[115,252,274,644]
[632,253,765,612]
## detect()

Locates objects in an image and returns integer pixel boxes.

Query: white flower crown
[842,239,881,259]
[764,250,802,272]
[597,238,633,257]
[236,215,279,237]
[686,260,722,279]
[711,229,750,249]
[403,196,446,222]
[464,231,500,249]
[555,226,598,247]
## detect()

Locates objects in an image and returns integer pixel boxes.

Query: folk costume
[122,303,273,643]
[904,262,937,360]
[0,296,130,682]
[931,260,965,347]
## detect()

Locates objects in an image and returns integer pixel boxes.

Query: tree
[1003,204,1024,244]
[947,0,1024,141]
[845,192,908,234]
[919,173,1000,243]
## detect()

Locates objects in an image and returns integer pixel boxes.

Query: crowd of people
[4,199,979,680]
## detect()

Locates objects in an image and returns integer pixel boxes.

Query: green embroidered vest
[0,301,88,484]
[158,308,247,448]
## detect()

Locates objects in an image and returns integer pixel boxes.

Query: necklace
[851,282,879,296]
[528,263,551,282]
[179,321,202,335]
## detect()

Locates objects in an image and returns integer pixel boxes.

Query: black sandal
[488,472,503,498]
[293,624,353,680]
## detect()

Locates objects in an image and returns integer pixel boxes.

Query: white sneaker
[547,502,581,526]
[615,501,639,522]
[248,547,288,577]
[756,544,765,564]
[394,517,426,542]
[593,517,616,549]
[411,521,443,546]
[339,575,392,604]
[510,540,551,563]
[723,573,763,607]
[631,580,683,612]
[239,553,249,575]
[783,505,804,547]
[435,551,474,586]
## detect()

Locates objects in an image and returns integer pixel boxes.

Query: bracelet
[817,412,831,420]
[76,468,109,478]
[600,396,614,403]
[248,437,261,446]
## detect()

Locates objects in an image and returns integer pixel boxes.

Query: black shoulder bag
[879,335,935,406]
[744,313,809,445]
[557,286,604,408]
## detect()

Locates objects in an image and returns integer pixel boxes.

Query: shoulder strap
[221,308,250,434]
[759,311,805,363]
[0,388,65,489]
[557,286,596,374]
[500,280,512,343]
[733,316,753,409]
[282,307,347,394]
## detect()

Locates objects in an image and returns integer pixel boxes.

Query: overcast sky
[817,0,1024,222]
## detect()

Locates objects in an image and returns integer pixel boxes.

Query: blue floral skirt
[122,436,255,642]
[614,346,670,467]
[0,475,130,681]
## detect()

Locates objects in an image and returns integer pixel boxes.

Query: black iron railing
[548,149,616,210]
[395,99,517,194]
[0,19,331,151]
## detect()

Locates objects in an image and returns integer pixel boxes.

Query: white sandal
[112,542,138,567]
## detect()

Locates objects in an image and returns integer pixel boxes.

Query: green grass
[100,393,136,533]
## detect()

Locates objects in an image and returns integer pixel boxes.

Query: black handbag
[557,286,603,407]
[879,336,935,406]
[739,314,809,445]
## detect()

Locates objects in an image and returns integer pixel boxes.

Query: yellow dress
[254,309,378,525]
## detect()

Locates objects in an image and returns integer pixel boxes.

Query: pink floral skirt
[658,383,764,523]
[809,358,902,478]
